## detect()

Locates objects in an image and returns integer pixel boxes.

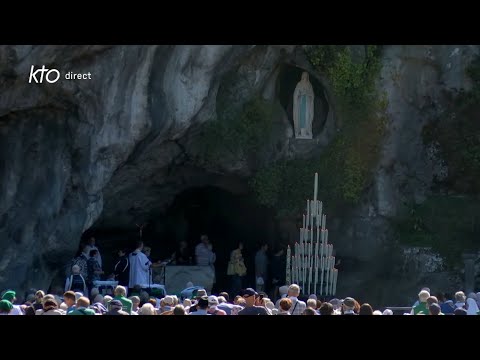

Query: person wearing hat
[238,288,269,315]
[342,297,357,315]
[207,295,226,315]
[189,296,211,315]
[188,289,207,313]
[0,299,13,315]
[106,299,129,315]
[2,290,24,315]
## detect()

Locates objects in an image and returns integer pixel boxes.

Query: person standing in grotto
[87,249,104,292]
[67,243,89,279]
[113,248,130,287]
[83,236,102,268]
[227,242,247,297]
[129,240,152,290]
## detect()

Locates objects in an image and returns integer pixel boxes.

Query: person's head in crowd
[427,296,439,307]
[241,288,258,307]
[468,292,477,300]
[72,265,81,275]
[43,299,58,312]
[255,293,267,307]
[279,285,289,298]
[42,294,56,304]
[74,292,83,301]
[2,290,16,304]
[217,296,227,304]
[148,298,157,308]
[454,307,468,315]
[25,294,36,305]
[173,304,186,315]
[139,291,150,304]
[287,284,301,298]
[129,296,141,311]
[302,308,316,315]
[76,296,90,309]
[197,296,209,310]
[90,288,99,299]
[103,295,113,307]
[183,298,192,308]
[172,295,179,306]
[342,297,356,313]
[139,303,156,315]
[436,293,445,303]
[316,299,322,309]
[359,303,373,315]
[195,289,207,299]
[265,301,276,313]
[373,310,383,315]
[353,299,361,314]
[318,302,333,315]
[162,296,174,308]
[279,297,292,313]
[208,295,219,308]
[455,291,466,304]
[63,291,76,308]
[234,295,243,305]
[329,298,341,310]
[307,298,317,310]
[418,290,431,303]
[309,294,317,300]
[114,286,127,298]
[236,297,246,307]
[219,292,229,303]
[429,303,441,315]
[94,294,104,304]
[0,299,13,314]
[383,309,394,315]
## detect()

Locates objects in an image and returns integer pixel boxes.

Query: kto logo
[28,65,60,84]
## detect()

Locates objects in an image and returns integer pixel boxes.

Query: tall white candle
[286,245,291,284]
[306,200,310,229]
[314,172,318,202]
[303,214,305,230]
[333,269,338,295]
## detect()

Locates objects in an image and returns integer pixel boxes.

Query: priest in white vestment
[129,240,152,289]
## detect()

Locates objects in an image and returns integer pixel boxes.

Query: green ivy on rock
[251,45,387,216]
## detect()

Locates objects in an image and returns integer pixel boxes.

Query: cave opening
[84,185,282,294]
[276,64,329,137]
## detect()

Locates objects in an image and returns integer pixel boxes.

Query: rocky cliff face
[0,45,478,303]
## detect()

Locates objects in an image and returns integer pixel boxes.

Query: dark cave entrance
[149,186,280,293]
[277,64,329,137]
[86,186,282,294]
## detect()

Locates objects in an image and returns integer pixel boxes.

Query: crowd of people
[2,281,480,315]
[2,235,479,315]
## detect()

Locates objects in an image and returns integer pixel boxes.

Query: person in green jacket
[108,285,133,314]
[412,290,430,315]
[68,297,96,315]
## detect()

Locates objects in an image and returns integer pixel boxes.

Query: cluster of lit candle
[286,173,338,296]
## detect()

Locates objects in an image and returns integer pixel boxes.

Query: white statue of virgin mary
[293,72,314,139]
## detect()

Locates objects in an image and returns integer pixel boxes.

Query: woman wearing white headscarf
[467,294,480,315]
